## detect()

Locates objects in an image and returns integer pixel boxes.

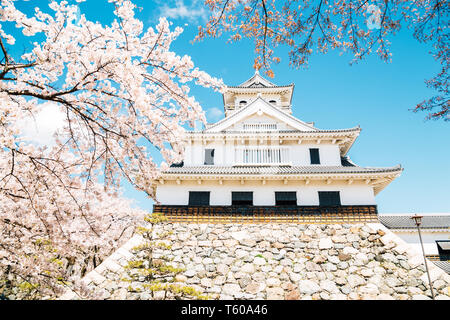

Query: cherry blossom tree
[196,0,448,121]
[0,0,223,299]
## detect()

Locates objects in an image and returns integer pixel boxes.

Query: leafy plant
[123,213,208,300]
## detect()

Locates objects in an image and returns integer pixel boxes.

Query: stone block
[266,287,285,300]
[319,238,333,249]
[298,280,320,295]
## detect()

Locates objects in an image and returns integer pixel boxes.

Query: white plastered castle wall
[388,231,450,256]
[232,93,288,110]
[156,180,376,206]
[184,107,343,166]
[184,140,342,166]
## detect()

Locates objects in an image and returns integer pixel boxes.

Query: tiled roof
[227,84,294,89]
[234,72,286,88]
[378,214,450,229]
[432,261,450,274]
[188,128,361,134]
[163,165,402,176]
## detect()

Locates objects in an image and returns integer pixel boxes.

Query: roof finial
[255,68,259,75]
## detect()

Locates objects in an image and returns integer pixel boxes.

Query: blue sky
[10,0,450,214]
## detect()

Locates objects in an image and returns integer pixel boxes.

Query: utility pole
[411,214,435,300]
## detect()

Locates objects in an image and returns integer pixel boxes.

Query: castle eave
[157,166,401,195]
[161,165,402,176]
[187,127,361,135]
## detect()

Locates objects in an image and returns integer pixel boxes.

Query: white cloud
[18,102,67,147]
[159,0,208,23]
[206,107,223,122]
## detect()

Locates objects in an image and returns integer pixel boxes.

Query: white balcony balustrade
[242,123,278,131]
[234,147,290,165]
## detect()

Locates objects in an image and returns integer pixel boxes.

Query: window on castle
[310,148,320,164]
[188,191,210,206]
[232,192,253,206]
[269,100,277,105]
[239,100,247,106]
[318,191,341,206]
[204,149,214,165]
[275,192,297,206]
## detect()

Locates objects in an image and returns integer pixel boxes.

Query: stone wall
[60,222,450,300]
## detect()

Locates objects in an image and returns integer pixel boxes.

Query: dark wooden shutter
[318,191,341,206]
[188,191,210,206]
[310,148,320,164]
[204,149,214,165]
[231,192,253,206]
[275,192,297,206]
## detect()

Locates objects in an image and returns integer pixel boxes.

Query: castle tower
[152,73,403,221]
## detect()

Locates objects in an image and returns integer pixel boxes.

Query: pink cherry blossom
[0,0,223,298]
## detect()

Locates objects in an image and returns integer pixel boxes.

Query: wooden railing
[234,146,290,165]
[153,205,378,224]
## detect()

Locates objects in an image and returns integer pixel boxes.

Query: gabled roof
[205,96,317,132]
[223,72,295,112]
[236,70,283,88]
